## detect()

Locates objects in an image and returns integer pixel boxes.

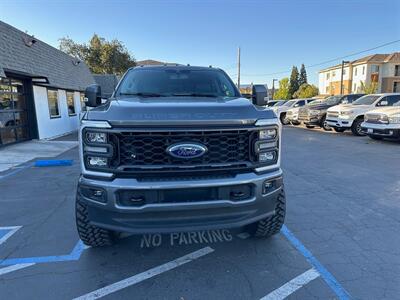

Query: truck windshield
[352,95,380,105]
[116,68,239,98]
[283,100,296,107]
[324,96,342,105]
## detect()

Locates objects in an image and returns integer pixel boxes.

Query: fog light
[84,145,108,153]
[259,128,277,140]
[79,186,107,203]
[86,132,107,143]
[258,151,275,163]
[88,156,108,167]
[263,180,275,194]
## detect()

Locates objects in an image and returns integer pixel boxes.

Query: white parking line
[0,226,22,245]
[73,246,214,300]
[260,268,320,300]
[0,263,35,276]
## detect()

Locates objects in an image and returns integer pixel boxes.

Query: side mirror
[294,103,300,107]
[379,100,388,106]
[342,100,348,104]
[85,84,102,107]
[251,84,268,106]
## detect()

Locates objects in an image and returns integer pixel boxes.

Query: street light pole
[272,79,277,99]
[237,47,241,89]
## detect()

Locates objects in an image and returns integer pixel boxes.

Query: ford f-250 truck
[77,65,285,247]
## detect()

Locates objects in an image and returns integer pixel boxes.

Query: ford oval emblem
[166,143,207,159]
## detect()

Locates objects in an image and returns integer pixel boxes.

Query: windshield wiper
[172,93,218,98]
[119,92,166,97]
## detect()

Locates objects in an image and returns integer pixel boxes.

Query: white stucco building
[0,21,95,146]
[318,53,400,95]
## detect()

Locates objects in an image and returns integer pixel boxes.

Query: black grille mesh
[111,130,256,168]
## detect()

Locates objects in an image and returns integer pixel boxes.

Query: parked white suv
[326,93,400,136]
[273,98,312,125]
[361,102,400,140]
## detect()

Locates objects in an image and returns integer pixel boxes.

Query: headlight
[258,151,277,163]
[86,131,107,143]
[340,111,353,115]
[87,156,108,167]
[259,128,277,139]
[389,114,400,124]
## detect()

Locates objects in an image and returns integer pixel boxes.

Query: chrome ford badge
[167,143,207,159]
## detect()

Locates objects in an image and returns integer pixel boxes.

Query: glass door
[0,77,30,145]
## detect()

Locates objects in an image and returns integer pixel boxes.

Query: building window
[80,93,86,111]
[326,73,330,80]
[47,89,60,118]
[371,65,380,73]
[66,91,76,116]
[362,66,365,75]
[394,82,400,93]
[395,65,400,76]
[332,71,336,77]
[326,86,329,93]
[353,83,357,92]
[343,69,346,75]
[354,68,358,76]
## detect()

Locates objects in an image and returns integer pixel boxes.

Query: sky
[1,0,399,88]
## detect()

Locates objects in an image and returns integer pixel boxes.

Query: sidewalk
[0,133,78,172]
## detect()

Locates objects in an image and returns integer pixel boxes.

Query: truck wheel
[351,118,365,136]
[321,115,331,131]
[76,194,115,247]
[305,125,315,129]
[334,127,346,133]
[280,113,289,125]
[246,189,286,238]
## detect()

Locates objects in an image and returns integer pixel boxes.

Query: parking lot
[1,126,399,300]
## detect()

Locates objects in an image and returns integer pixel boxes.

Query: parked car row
[269,93,400,141]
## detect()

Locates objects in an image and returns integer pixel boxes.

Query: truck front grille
[327,111,339,118]
[110,129,258,174]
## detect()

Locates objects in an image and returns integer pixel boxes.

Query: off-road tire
[306,125,315,129]
[76,194,115,247]
[334,127,346,133]
[247,189,286,238]
[351,117,365,136]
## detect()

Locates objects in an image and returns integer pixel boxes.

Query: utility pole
[340,60,350,95]
[272,79,278,99]
[237,47,241,89]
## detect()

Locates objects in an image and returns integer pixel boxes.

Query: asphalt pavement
[0,126,399,300]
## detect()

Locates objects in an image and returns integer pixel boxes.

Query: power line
[241,39,400,77]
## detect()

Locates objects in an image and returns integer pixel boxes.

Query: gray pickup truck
[77,65,285,247]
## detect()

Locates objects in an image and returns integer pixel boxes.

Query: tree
[293,83,319,98]
[298,64,307,86]
[360,81,378,94]
[59,34,136,75]
[273,78,291,100]
[288,66,300,98]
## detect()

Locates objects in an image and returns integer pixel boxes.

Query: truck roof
[131,65,222,72]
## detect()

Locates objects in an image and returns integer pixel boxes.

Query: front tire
[76,194,115,247]
[321,115,331,131]
[280,113,289,125]
[351,118,365,136]
[306,125,315,129]
[246,189,286,238]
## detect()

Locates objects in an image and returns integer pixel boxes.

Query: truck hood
[85,96,276,126]
[366,106,400,115]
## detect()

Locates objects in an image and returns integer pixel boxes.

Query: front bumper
[78,169,284,233]
[298,115,322,125]
[361,122,400,138]
[325,117,352,128]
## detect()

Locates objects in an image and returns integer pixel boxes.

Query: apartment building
[318,52,400,95]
